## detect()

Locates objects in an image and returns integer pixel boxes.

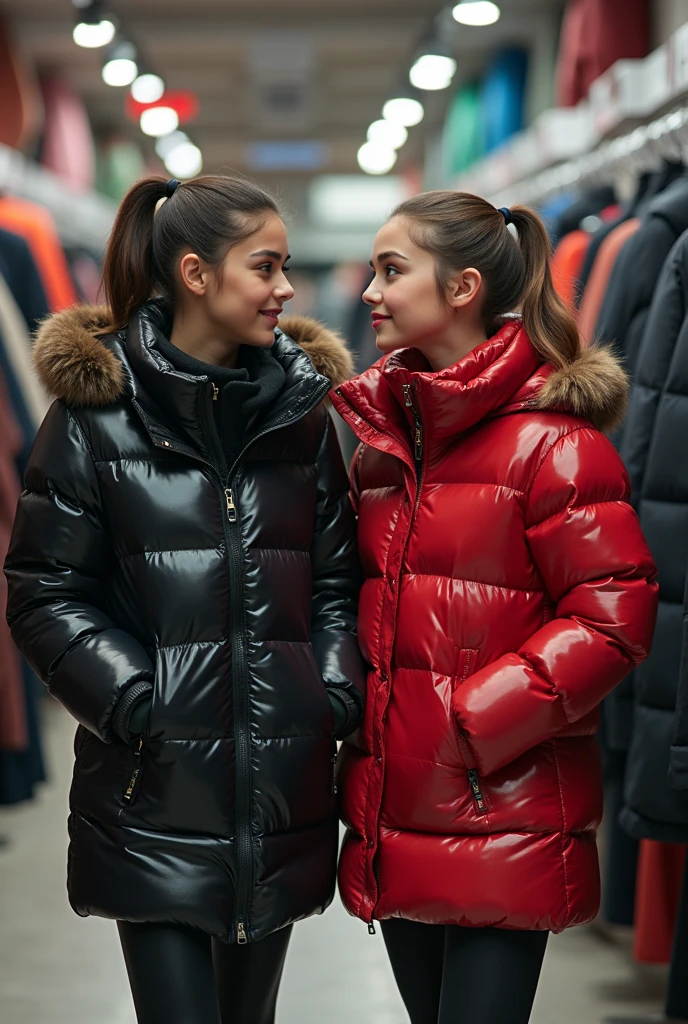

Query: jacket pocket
[452,648,489,816]
[122,736,144,805]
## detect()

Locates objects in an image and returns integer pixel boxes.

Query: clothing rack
[496,106,688,209]
[0,143,116,250]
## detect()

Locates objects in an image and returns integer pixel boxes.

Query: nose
[275,272,295,303]
[363,279,382,306]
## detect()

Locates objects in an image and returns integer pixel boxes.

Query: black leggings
[117,920,293,1024]
[381,918,548,1024]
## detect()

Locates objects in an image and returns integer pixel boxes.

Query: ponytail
[102,174,280,331]
[509,205,580,370]
[102,176,168,331]
[392,190,581,371]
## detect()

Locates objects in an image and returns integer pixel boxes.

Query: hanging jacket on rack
[0,228,49,334]
[595,176,688,394]
[619,227,688,843]
[579,219,640,346]
[0,196,77,313]
[670,561,688,791]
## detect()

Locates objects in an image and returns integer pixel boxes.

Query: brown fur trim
[278,315,354,387]
[33,306,354,407]
[34,305,124,407]
[535,345,629,433]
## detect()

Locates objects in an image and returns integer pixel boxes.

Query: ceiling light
[102,41,138,87]
[131,73,165,104]
[155,130,190,159]
[357,142,397,175]
[72,1,115,48]
[409,54,457,91]
[73,18,115,48]
[140,106,179,137]
[452,1,501,26]
[383,96,425,127]
[367,119,408,150]
[164,142,203,178]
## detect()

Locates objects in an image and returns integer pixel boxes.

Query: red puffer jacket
[330,320,658,934]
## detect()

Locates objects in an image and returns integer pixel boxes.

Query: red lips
[372,313,391,329]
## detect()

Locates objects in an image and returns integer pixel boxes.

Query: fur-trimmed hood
[532,344,629,434]
[33,304,354,407]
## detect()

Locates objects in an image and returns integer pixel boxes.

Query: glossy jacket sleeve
[451,428,658,777]
[310,412,366,719]
[4,402,154,743]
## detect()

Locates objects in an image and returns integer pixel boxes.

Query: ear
[446,267,483,311]
[179,252,208,297]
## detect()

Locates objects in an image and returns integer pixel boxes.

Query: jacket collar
[332,319,629,468]
[33,300,354,466]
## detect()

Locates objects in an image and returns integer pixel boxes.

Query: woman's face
[362,217,483,363]
[201,212,295,347]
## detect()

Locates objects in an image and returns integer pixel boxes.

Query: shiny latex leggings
[117,920,293,1024]
[381,918,549,1024]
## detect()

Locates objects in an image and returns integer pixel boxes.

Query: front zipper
[141,376,330,944]
[401,385,421,464]
[365,381,425,922]
[123,737,143,803]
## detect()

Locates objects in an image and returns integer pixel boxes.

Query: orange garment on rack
[0,197,76,313]
[551,229,590,310]
[579,218,641,347]
[634,840,686,964]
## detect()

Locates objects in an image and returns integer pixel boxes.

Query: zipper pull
[237,922,248,944]
[402,383,413,408]
[467,768,487,813]
[211,383,219,401]
[225,488,237,523]
[123,737,143,803]
[332,750,338,795]
[415,424,423,461]
[368,921,377,936]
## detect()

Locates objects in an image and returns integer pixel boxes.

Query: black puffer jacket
[4,300,365,943]
[596,176,688,389]
[618,230,688,842]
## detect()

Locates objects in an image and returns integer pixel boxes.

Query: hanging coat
[619,228,688,843]
[331,320,658,933]
[4,300,366,943]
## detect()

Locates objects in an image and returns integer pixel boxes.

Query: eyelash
[258,263,291,274]
[385,265,400,277]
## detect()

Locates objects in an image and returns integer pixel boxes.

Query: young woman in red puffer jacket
[330,192,659,1024]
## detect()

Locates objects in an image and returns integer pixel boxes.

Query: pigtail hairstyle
[392,190,581,372]
[102,174,280,331]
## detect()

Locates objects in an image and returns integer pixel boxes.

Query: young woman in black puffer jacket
[4,175,365,1024]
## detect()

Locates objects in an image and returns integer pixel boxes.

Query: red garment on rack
[0,15,42,150]
[40,76,96,192]
[579,218,641,347]
[634,840,687,964]
[551,229,590,310]
[0,369,27,751]
[557,0,650,108]
[0,197,77,313]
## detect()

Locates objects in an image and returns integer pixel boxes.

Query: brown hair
[392,191,580,369]
[102,175,280,330]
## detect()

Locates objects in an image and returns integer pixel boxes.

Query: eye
[385,264,401,277]
[282,264,291,273]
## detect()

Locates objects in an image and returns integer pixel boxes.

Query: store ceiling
[2,0,565,185]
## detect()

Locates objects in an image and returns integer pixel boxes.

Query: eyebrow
[369,250,410,268]
[249,249,291,261]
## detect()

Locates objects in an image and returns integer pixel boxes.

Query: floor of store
[0,700,671,1024]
